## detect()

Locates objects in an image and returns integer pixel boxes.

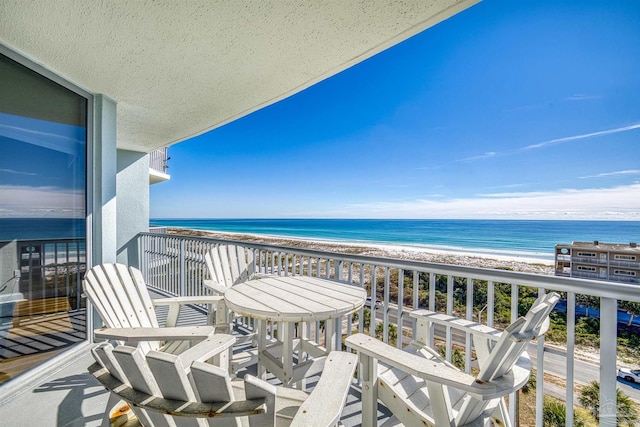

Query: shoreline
[166,227,555,275]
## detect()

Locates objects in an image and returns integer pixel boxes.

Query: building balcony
[148,148,170,184]
[2,231,640,426]
[572,256,608,265]
[610,259,640,269]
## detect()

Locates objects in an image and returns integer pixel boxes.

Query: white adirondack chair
[204,244,258,296]
[90,338,358,427]
[204,244,260,371]
[83,263,229,356]
[346,292,560,427]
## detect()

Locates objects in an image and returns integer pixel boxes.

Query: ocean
[149,219,640,261]
[0,218,86,241]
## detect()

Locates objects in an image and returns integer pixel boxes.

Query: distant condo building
[555,241,640,284]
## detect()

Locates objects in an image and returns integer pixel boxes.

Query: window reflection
[0,53,87,384]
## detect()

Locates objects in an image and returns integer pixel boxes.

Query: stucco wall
[116,150,149,267]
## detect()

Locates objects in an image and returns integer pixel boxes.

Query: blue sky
[151,0,640,220]
[0,113,86,218]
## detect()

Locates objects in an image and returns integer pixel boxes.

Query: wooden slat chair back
[346,292,560,427]
[90,342,358,427]
[92,343,160,426]
[203,245,260,374]
[84,263,160,354]
[84,263,229,358]
[204,244,256,295]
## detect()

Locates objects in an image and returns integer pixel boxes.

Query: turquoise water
[149,219,640,261]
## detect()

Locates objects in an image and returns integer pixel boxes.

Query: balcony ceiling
[0,1,477,152]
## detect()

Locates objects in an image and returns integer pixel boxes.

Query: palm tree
[579,381,639,426]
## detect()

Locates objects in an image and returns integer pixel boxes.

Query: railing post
[445,275,453,362]
[370,266,377,337]
[566,291,576,426]
[465,277,473,373]
[383,267,390,343]
[412,271,419,338]
[535,288,546,427]
[179,238,186,296]
[336,259,344,282]
[599,297,618,426]
[510,284,519,426]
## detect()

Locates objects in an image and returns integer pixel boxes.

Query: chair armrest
[290,351,357,427]
[202,279,227,295]
[173,333,236,364]
[346,333,497,399]
[89,362,267,418]
[411,309,503,341]
[94,326,216,342]
[152,295,225,306]
[153,295,226,327]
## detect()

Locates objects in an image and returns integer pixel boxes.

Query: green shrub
[543,396,588,426]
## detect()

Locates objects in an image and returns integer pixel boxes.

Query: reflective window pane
[0,53,87,384]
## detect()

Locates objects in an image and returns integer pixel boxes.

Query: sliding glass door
[0,52,88,384]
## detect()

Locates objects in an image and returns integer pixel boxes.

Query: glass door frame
[0,43,95,397]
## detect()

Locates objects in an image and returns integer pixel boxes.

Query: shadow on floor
[34,372,107,427]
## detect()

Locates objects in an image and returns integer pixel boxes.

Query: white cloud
[457,152,496,162]
[0,168,37,176]
[451,121,640,165]
[0,185,84,218]
[579,169,640,179]
[490,183,526,189]
[564,94,602,101]
[523,122,640,150]
[321,184,640,220]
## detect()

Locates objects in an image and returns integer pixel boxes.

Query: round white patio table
[224,274,366,387]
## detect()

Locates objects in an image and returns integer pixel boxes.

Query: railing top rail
[139,231,640,302]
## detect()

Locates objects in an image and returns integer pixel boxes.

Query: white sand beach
[168,227,555,276]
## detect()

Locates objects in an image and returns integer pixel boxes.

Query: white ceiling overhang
[0,1,478,152]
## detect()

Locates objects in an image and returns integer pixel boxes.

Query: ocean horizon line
[151,217,640,222]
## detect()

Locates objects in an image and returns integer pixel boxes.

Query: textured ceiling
[0,1,478,152]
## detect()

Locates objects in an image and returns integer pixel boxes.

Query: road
[367,304,640,402]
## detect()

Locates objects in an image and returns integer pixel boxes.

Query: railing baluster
[359,264,365,334]
[397,269,404,349]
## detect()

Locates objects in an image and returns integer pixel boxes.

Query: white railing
[137,232,640,427]
[14,238,86,310]
[149,148,168,174]
[572,256,608,265]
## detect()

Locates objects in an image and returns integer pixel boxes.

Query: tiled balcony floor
[0,292,391,426]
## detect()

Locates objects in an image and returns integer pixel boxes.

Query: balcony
[610,259,640,269]
[148,148,170,184]
[572,256,608,265]
[2,231,639,426]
